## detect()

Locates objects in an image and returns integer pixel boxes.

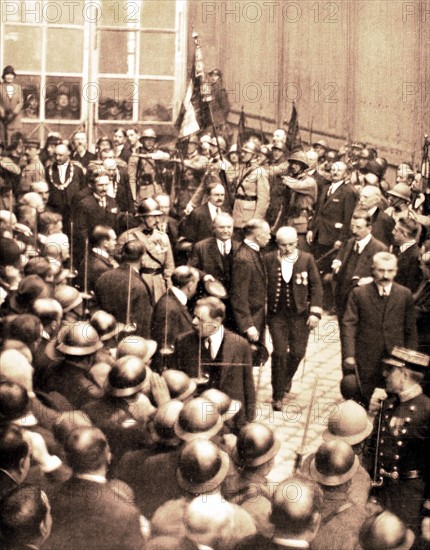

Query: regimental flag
[237,106,246,150]
[175,38,212,139]
[286,102,303,152]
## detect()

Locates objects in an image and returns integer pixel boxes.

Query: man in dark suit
[155,193,179,250]
[77,224,118,292]
[264,227,323,409]
[307,161,357,309]
[174,296,256,427]
[392,216,422,293]
[230,219,271,343]
[48,426,146,550]
[342,252,417,404]
[188,212,239,292]
[332,211,387,324]
[0,424,31,499]
[71,131,96,168]
[103,157,135,215]
[151,266,199,371]
[358,185,394,247]
[181,180,227,244]
[113,128,132,164]
[95,240,152,337]
[45,143,85,230]
[73,166,119,262]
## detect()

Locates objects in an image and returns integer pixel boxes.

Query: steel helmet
[106,355,150,397]
[135,197,163,217]
[176,439,230,493]
[148,399,184,445]
[233,423,280,467]
[162,370,197,402]
[200,388,241,421]
[116,336,157,363]
[241,141,259,155]
[310,439,359,486]
[209,136,226,152]
[174,397,223,441]
[322,400,373,445]
[358,511,415,550]
[56,321,103,356]
[54,285,83,313]
[387,183,411,202]
[288,151,310,168]
[142,128,157,139]
[90,311,125,342]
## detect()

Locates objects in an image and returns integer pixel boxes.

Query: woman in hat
[0,66,23,145]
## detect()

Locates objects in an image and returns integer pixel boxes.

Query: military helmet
[106,355,150,397]
[310,439,359,486]
[135,197,163,217]
[288,151,310,168]
[322,400,373,445]
[228,144,238,154]
[56,321,103,356]
[116,336,157,364]
[162,370,197,402]
[200,388,241,422]
[53,285,83,313]
[272,140,286,153]
[10,275,50,313]
[176,439,230,493]
[148,399,184,445]
[174,397,223,441]
[387,183,411,202]
[313,139,329,150]
[141,128,157,139]
[241,141,259,155]
[90,310,125,342]
[209,136,227,153]
[233,423,280,467]
[358,511,415,550]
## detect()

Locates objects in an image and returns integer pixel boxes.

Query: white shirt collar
[206,325,224,358]
[75,473,107,484]
[368,206,378,216]
[207,201,221,220]
[244,239,260,252]
[216,238,231,255]
[171,286,187,306]
[329,180,344,193]
[355,232,372,253]
[399,241,416,253]
[376,282,393,296]
[92,247,110,259]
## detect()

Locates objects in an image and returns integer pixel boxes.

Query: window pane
[100,0,140,27]
[50,1,84,25]
[140,33,175,75]
[2,1,40,24]
[139,80,173,122]
[141,0,175,28]
[45,77,82,120]
[3,26,42,71]
[99,30,137,75]
[46,29,84,73]
[16,75,41,119]
[98,79,135,120]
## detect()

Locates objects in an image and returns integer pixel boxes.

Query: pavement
[253,313,343,483]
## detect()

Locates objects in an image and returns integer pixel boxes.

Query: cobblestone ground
[253,313,343,483]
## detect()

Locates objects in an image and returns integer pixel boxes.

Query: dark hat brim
[309,453,359,486]
[322,418,373,446]
[56,339,104,356]
[232,437,280,468]
[173,413,223,442]
[176,449,229,493]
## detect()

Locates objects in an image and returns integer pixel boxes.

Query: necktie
[99,198,106,209]
[354,242,360,254]
[205,337,215,359]
[222,242,227,256]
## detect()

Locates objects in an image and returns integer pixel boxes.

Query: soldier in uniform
[128,128,170,203]
[117,197,175,304]
[367,346,430,539]
[232,141,270,234]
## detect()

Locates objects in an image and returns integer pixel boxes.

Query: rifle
[294,377,318,473]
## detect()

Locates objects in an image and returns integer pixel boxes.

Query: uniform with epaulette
[367,347,430,537]
[117,198,175,305]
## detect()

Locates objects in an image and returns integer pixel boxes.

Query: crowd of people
[1,61,430,549]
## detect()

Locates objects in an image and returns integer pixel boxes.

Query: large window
[96,0,185,125]
[0,0,187,141]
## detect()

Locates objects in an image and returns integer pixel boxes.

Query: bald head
[64,426,109,474]
[0,349,34,392]
[330,161,347,182]
[54,144,70,165]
